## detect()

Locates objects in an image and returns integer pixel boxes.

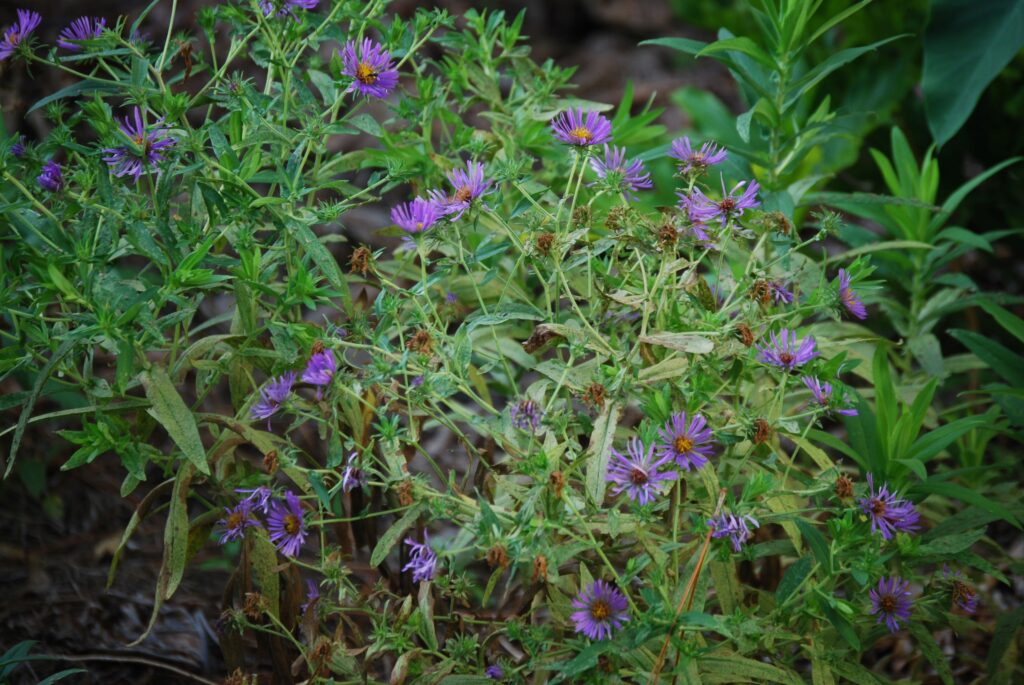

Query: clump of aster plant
[340,38,399,99]
[606,437,676,505]
[757,329,818,371]
[0,9,41,62]
[57,16,105,51]
[102,107,177,183]
[655,411,715,470]
[403,533,438,583]
[708,511,759,552]
[869,576,913,633]
[668,136,727,176]
[267,491,307,558]
[551,108,613,147]
[571,580,630,641]
[859,474,921,540]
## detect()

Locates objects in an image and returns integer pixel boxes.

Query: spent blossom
[259,0,318,20]
[669,136,727,175]
[656,411,715,471]
[57,16,106,51]
[757,329,817,371]
[606,437,676,505]
[236,485,273,515]
[859,474,920,540]
[838,268,867,320]
[869,576,913,633]
[102,107,177,183]
[340,38,399,99]
[589,145,652,200]
[36,161,64,192]
[708,511,759,552]
[551,108,612,147]
[685,179,760,227]
[251,371,295,427]
[403,533,438,583]
[340,452,367,493]
[267,491,307,558]
[802,376,857,416]
[11,135,26,157]
[509,398,542,432]
[570,580,630,641]
[0,9,41,61]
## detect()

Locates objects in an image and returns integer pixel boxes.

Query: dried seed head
[311,339,326,355]
[309,637,334,677]
[397,479,414,507]
[834,474,855,499]
[657,222,678,249]
[222,667,255,685]
[532,554,548,583]
[407,329,433,355]
[349,246,372,275]
[764,210,791,235]
[736,323,755,348]
[750,279,771,305]
[535,232,555,255]
[573,205,592,227]
[605,206,629,230]
[549,470,565,499]
[263,450,279,474]
[486,544,509,569]
[583,382,606,409]
[243,592,265,621]
[753,418,771,445]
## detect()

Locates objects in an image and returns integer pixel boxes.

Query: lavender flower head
[656,411,715,471]
[509,398,543,432]
[869,576,913,633]
[606,437,676,505]
[57,16,106,51]
[302,350,336,398]
[570,580,630,641]
[685,179,760,228]
[217,500,261,544]
[859,474,920,540]
[769,280,793,304]
[392,197,441,233]
[403,533,438,583]
[0,9,42,61]
[708,511,759,552]
[551,108,613,147]
[943,566,979,614]
[838,269,867,320]
[485,664,504,679]
[300,578,320,615]
[236,485,273,514]
[340,38,399,99]
[251,371,295,427]
[36,161,64,192]
[802,376,857,416]
[340,451,367,493]
[267,491,307,558]
[11,135,25,157]
[668,136,727,175]
[102,107,177,183]
[757,329,817,371]
[428,160,493,221]
[259,0,318,19]
[588,144,652,200]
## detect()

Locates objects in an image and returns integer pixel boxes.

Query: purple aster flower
[668,136,727,175]
[267,491,307,558]
[251,371,296,428]
[340,38,399,99]
[217,500,261,544]
[769,280,793,304]
[340,452,367,493]
[102,107,177,183]
[589,145,652,200]
[757,329,817,371]
[258,0,318,19]
[0,9,41,61]
[837,269,867,320]
[551,108,613,147]
[942,567,979,614]
[302,350,336,398]
[36,161,63,192]
[11,135,25,157]
[570,580,630,640]
[606,437,676,505]
[509,398,542,432]
[485,664,504,679]
[655,411,715,471]
[859,474,920,540]
[391,197,441,233]
[869,576,913,634]
[708,511,759,552]
[403,533,438,583]
[685,180,760,228]
[236,485,273,514]
[57,16,105,51]
[802,376,857,417]
[445,291,457,304]
[300,578,320,615]
[428,160,493,221]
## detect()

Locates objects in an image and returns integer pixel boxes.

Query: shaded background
[2,0,1022,683]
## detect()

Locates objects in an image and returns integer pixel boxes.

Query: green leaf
[776,556,813,604]
[37,670,87,685]
[928,157,1021,232]
[140,367,209,475]
[585,401,621,505]
[923,0,1024,146]
[639,37,708,56]
[107,478,175,588]
[914,527,986,557]
[370,503,424,567]
[795,519,831,572]
[821,601,860,651]
[697,36,776,69]
[909,623,954,685]
[911,480,1021,528]
[27,79,120,114]
[637,332,714,354]
[699,654,803,685]
[987,604,1024,679]
[784,36,908,110]
[949,329,1024,387]
[250,527,281,618]
[905,415,991,463]
[287,219,354,318]
[980,300,1024,346]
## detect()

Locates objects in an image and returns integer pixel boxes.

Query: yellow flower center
[356,62,377,84]
[590,599,611,621]
[674,436,694,453]
[569,126,593,143]
[284,513,301,535]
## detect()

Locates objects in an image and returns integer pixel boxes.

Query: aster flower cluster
[390,159,494,234]
[571,580,630,641]
[0,9,41,61]
[217,489,308,559]
[102,107,177,183]
[57,16,105,51]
